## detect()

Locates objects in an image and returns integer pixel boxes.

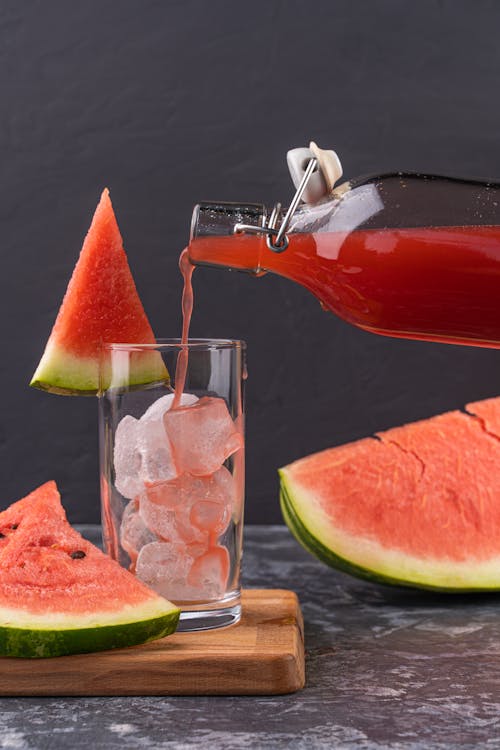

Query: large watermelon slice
[30,189,168,395]
[0,481,180,657]
[280,397,500,592]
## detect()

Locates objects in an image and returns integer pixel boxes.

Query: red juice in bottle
[188,173,500,348]
[189,225,500,347]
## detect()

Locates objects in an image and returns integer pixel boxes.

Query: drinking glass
[98,339,245,632]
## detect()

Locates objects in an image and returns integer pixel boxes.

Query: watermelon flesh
[30,189,168,395]
[0,482,180,657]
[280,397,500,591]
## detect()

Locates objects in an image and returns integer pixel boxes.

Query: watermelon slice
[280,397,500,592]
[0,481,180,657]
[30,189,168,395]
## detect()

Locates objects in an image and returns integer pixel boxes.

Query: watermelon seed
[10,524,18,530]
[0,532,4,539]
[70,550,86,559]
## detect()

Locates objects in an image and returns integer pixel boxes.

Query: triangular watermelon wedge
[30,189,168,395]
[0,482,180,658]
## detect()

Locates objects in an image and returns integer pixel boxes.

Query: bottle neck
[188,201,269,274]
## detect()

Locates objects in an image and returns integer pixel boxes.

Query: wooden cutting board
[0,589,305,696]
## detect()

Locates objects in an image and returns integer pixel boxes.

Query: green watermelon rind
[30,343,169,396]
[279,470,500,593]
[0,608,180,659]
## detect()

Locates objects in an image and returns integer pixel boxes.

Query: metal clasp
[233,157,318,253]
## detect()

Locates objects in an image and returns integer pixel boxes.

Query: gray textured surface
[1,525,500,749]
[3,0,500,523]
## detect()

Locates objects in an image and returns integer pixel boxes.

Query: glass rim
[102,338,246,352]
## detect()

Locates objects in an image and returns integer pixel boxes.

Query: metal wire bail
[233,157,318,253]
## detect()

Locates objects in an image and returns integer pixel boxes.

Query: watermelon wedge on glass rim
[30,189,168,395]
[0,481,180,658]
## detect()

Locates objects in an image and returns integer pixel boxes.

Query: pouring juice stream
[172,248,195,407]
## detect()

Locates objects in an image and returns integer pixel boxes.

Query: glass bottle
[188,156,500,348]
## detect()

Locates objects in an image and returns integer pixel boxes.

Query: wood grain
[0,589,305,696]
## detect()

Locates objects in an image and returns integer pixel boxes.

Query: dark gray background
[2,0,500,523]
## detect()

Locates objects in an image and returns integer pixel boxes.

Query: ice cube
[120,500,157,564]
[142,392,198,421]
[186,540,208,559]
[113,415,144,499]
[189,467,234,535]
[138,392,192,485]
[211,465,236,503]
[163,396,243,475]
[186,545,230,600]
[136,417,177,485]
[139,492,180,542]
[135,541,194,600]
[139,470,232,544]
[144,481,183,510]
[139,475,207,544]
[114,398,182,500]
[189,501,229,536]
